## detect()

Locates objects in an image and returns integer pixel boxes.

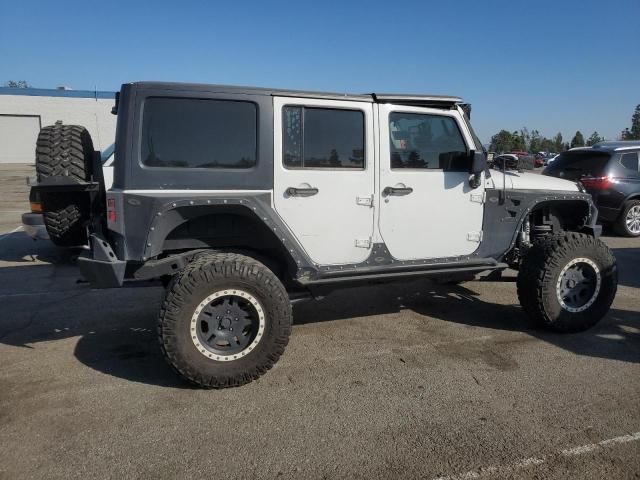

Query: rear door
[377,104,484,260]
[272,97,375,265]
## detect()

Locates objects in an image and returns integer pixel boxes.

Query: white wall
[0,94,117,163]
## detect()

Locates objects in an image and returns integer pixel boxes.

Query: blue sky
[1,0,638,143]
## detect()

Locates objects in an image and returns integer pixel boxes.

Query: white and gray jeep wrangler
[33,82,617,388]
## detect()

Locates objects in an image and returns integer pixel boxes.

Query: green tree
[621,104,640,140]
[570,131,585,148]
[586,131,603,146]
[540,137,555,152]
[489,130,513,153]
[633,105,640,139]
[512,130,526,151]
[553,132,564,152]
[520,127,531,150]
[4,80,30,88]
[528,129,543,153]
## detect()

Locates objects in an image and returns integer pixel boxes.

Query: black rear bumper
[77,234,126,288]
[78,256,126,288]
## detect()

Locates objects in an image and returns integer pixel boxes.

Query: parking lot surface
[1,165,639,479]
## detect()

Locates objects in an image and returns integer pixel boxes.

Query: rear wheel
[158,252,292,388]
[517,232,617,332]
[35,123,94,246]
[614,200,640,237]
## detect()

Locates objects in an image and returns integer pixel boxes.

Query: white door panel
[377,104,484,260]
[378,171,484,259]
[273,97,375,265]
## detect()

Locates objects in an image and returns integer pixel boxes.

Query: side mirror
[470,150,487,174]
[469,150,486,188]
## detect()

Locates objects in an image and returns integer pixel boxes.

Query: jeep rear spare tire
[35,123,94,246]
[517,232,617,332]
[158,252,292,388]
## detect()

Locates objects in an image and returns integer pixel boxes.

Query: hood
[505,171,580,192]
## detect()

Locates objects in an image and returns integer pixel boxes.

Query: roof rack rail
[371,93,462,108]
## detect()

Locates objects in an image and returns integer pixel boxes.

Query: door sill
[297,258,507,286]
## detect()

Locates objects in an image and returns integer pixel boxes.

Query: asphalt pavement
[0,164,638,479]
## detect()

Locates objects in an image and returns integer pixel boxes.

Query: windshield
[544,150,610,180]
[101,144,115,163]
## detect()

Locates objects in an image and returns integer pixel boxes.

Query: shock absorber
[519,216,531,246]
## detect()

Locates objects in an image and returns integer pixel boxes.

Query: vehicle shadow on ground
[0,231,78,264]
[612,247,640,289]
[294,280,640,364]
[1,234,638,388]
[0,274,638,389]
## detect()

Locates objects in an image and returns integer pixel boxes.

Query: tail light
[30,202,43,213]
[107,197,117,223]
[579,175,615,190]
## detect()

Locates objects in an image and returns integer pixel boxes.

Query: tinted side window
[389,113,468,170]
[283,106,365,169]
[141,98,257,169]
[620,152,639,171]
[544,151,610,179]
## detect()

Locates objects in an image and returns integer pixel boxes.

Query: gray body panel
[115,84,275,191]
[110,187,595,286]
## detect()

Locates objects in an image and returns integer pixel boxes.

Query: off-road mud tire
[35,123,94,246]
[158,252,292,388]
[36,123,93,182]
[41,195,89,246]
[517,232,617,332]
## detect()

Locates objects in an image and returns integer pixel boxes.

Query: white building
[0,87,117,164]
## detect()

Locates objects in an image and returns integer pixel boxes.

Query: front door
[377,104,485,260]
[273,97,375,265]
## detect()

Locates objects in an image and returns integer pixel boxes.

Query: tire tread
[158,252,292,388]
[517,232,617,332]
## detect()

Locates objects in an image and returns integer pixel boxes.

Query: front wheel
[517,232,617,332]
[158,252,292,388]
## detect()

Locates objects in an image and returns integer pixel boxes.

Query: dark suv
[543,141,640,237]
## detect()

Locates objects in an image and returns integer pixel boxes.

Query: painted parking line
[0,226,23,242]
[433,431,640,480]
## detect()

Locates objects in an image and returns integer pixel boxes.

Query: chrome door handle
[383,186,413,196]
[286,187,319,197]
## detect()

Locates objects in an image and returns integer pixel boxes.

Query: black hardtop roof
[127,81,462,107]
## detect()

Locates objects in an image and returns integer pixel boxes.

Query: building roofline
[0,87,116,99]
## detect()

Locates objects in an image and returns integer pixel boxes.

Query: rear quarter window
[620,152,639,171]
[544,150,611,179]
[141,97,257,169]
